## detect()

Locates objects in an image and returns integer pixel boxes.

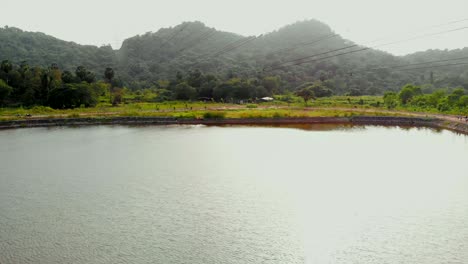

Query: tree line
[383,84,468,113]
[1,59,467,113]
[0,59,335,108]
[2,22,468,96]
[0,60,121,108]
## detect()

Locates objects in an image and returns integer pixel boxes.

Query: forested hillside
[403,48,468,89]
[0,26,116,74]
[1,20,467,96]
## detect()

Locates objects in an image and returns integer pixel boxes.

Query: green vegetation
[1,20,467,95]
[295,86,316,105]
[1,58,466,120]
[0,60,111,109]
[0,79,13,103]
[383,84,468,114]
[203,112,226,119]
[1,89,465,122]
[0,21,467,119]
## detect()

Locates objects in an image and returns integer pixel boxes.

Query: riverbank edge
[1,116,467,135]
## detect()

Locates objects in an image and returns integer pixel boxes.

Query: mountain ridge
[1,20,467,93]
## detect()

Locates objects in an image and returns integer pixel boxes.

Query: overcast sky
[2,0,467,55]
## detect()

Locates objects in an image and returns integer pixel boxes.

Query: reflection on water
[213,123,362,131]
[207,123,448,133]
[0,125,467,264]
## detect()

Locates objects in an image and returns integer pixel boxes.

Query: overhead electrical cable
[387,62,468,72]
[267,33,340,55]
[265,26,468,71]
[359,56,468,73]
[160,23,190,48]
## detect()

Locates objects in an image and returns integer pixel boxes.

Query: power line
[361,17,468,47]
[215,35,259,56]
[264,17,468,71]
[359,56,468,73]
[375,26,468,49]
[375,62,468,72]
[190,35,260,69]
[266,33,340,55]
[169,29,218,63]
[266,26,468,71]
[161,23,190,48]
[189,37,252,67]
[177,29,217,53]
[210,38,251,57]
[265,44,359,70]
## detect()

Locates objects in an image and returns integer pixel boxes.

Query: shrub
[48,83,98,109]
[383,92,398,109]
[203,112,226,119]
[398,84,422,105]
[67,113,80,118]
[30,106,55,113]
[272,112,283,118]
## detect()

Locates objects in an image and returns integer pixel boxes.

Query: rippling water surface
[0,125,467,264]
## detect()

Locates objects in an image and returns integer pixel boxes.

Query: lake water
[0,125,467,264]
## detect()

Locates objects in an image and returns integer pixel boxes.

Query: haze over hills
[1,20,467,94]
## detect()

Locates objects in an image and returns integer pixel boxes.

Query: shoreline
[1,116,467,135]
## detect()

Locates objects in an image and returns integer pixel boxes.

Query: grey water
[0,125,467,264]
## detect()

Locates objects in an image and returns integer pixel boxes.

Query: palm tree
[104,68,115,103]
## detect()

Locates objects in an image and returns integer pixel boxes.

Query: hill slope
[0,26,116,74]
[1,20,467,94]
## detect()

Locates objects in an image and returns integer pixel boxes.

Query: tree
[458,95,468,108]
[104,67,115,103]
[448,88,465,105]
[427,90,446,108]
[174,82,196,100]
[296,87,315,106]
[296,81,332,98]
[75,66,95,83]
[0,79,13,103]
[75,66,87,81]
[112,88,124,106]
[398,84,422,105]
[2,21,468,92]
[48,83,98,109]
[348,88,363,96]
[83,71,96,84]
[61,71,76,84]
[199,79,217,99]
[213,82,234,101]
[383,92,398,109]
[1,60,13,84]
[175,71,183,82]
[104,67,115,83]
[263,76,281,94]
[0,60,13,74]
[187,69,202,88]
[311,81,333,97]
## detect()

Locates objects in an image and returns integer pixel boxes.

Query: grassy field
[0,96,465,121]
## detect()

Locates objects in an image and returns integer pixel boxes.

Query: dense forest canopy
[1,20,467,97]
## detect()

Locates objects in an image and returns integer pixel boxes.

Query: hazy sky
[2,0,467,55]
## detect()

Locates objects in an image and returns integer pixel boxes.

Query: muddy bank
[436,120,468,135]
[0,116,467,135]
[0,116,433,128]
